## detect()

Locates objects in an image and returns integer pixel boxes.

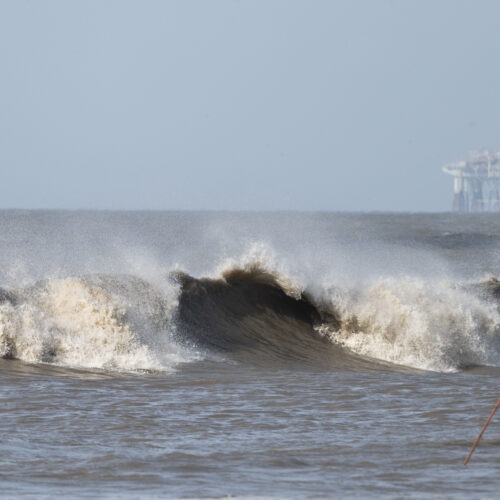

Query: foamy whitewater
[1,211,499,498]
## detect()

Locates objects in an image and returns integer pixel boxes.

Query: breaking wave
[0,275,192,372]
[1,259,500,373]
[173,262,500,372]
[318,277,500,372]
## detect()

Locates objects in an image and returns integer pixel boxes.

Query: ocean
[0,211,499,498]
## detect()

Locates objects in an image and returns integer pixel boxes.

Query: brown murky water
[1,360,499,498]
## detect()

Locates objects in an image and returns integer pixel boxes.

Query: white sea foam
[320,277,500,372]
[0,275,197,372]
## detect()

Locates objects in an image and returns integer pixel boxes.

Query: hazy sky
[1,0,500,211]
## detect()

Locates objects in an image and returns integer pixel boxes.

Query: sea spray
[0,275,193,372]
[321,277,500,372]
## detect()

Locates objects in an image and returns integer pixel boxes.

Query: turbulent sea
[0,211,499,498]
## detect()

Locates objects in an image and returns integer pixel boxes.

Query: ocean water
[0,211,499,498]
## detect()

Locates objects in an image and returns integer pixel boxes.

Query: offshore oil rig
[443,150,500,212]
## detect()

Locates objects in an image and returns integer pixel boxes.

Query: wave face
[173,266,353,369]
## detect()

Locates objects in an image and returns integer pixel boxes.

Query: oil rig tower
[442,150,500,212]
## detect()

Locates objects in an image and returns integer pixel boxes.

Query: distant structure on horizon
[442,150,500,212]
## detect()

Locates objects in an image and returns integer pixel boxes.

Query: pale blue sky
[1,0,499,211]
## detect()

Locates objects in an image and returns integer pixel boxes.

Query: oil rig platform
[443,150,500,212]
